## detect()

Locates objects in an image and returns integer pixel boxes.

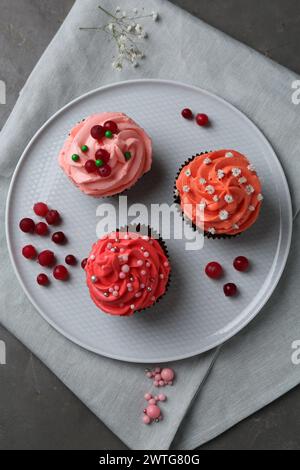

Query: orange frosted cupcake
[174,150,263,238]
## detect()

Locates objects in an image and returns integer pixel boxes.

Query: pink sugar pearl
[146,372,152,378]
[119,272,126,279]
[146,404,161,419]
[158,393,166,401]
[144,393,152,401]
[154,380,159,387]
[161,368,175,382]
[159,380,165,387]
[155,367,161,373]
[143,415,151,425]
[149,398,156,405]
[154,374,161,381]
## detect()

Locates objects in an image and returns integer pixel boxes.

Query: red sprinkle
[22,245,37,259]
[103,120,118,134]
[65,254,77,266]
[98,165,111,177]
[90,125,105,140]
[196,113,209,126]
[233,256,249,272]
[85,159,97,173]
[81,258,88,269]
[19,218,35,233]
[223,283,238,297]
[38,250,55,267]
[205,262,223,279]
[95,148,110,164]
[52,231,66,245]
[35,222,48,236]
[45,210,60,225]
[33,202,49,217]
[37,273,49,286]
[53,265,69,281]
[181,108,193,119]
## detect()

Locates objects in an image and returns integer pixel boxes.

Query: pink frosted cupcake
[59,113,152,197]
[85,230,170,317]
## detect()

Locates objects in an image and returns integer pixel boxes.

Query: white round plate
[6,79,292,363]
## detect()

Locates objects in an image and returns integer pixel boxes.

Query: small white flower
[213,195,219,202]
[152,11,159,21]
[248,205,255,211]
[204,157,212,165]
[199,177,206,184]
[183,185,190,193]
[116,6,121,12]
[225,194,234,203]
[208,227,216,235]
[112,60,122,70]
[232,223,239,230]
[127,25,133,32]
[135,23,143,33]
[245,184,255,195]
[108,23,114,31]
[232,167,241,177]
[225,152,234,158]
[238,176,247,184]
[217,169,225,179]
[205,185,215,194]
[219,210,229,221]
[185,169,191,177]
[247,164,256,172]
[257,193,264,201]
[174,189,179,197]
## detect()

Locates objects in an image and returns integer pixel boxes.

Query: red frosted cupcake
[175,149,263,238]
[85,230,170,316]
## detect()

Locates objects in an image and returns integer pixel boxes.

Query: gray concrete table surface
[1,0,300,450]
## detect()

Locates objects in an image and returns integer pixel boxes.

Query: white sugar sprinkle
[183,185,190,193]
[232,167,241,177]
[205,185,215,194]
[225,152,234,158]
[204,157,212,165]
[257,193,264,201]
[219,210,229,221]
[225,194,234,203]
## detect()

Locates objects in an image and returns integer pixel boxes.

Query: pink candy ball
[155,367,161,373]
[144,393,152,401]
[159,380,165,386]
[154,374,161,381]
[143,415,151,424]
[158,393,166,401]
[154,380,159,387]
[149,398,156,405]
[161,368,175,382]
[146,404,161,419]
[146,372,152,378]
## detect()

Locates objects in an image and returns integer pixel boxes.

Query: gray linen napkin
[1,0,300,450]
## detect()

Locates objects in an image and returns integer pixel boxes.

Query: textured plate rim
[5,79,293,363]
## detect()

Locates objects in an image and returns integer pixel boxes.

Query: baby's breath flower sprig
[79,5,160,70]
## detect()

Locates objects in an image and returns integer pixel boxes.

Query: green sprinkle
[71,154,80,162]
[81,145,88,152]
[95,159,104,167]
[105,130,113,139]
[124,151,132,161]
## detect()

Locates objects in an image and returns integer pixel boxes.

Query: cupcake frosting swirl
[85,232,170,316]
[59,113,152,197]
[176,150,263,235]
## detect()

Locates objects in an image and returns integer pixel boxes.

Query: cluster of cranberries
[19,202,84,286]
[75,121,121,178]
[142,367,175,425]
[181,108,209,127]
[205,256,250,297]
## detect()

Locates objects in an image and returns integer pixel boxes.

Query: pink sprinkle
[109,287,114,293]
[135,292,142,298]
[155,396,159,401]
[154,380,159,387]
[141,270,146,276]
[159,380,165,387]
[120,248,125,253]
[149,398,156,405]
[114,285,120,291]
[146,404,161,419]
[164,261,169,267]
[112,291,119,297]
[158,393,166,401]
[146,262,151,267]
[143,251,150,258]
[146,372,152,378]
[127,283,132,288]
[121,264,130,273]
[143,415,151,425]
[137,260,143,267]
[161,368,175,382]
[155,367,161,373]
[119,272,126,279]
[140,283,145,289]
[154,374,161,381]
[144,393,152,400]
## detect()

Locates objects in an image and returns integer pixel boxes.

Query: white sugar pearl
[121,264,130,273]
[112,291,119,297]
[140,284,145,289]
[135,292,142,298]
[130,304,135,310]
[141,270,146,276]
[119,272,126,279]
[137,260,143,267]
[143,251,150,257]
[91,275,98,283]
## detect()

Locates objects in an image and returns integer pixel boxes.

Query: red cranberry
[38,250,55,267]
[205,262,223,279]
[65,254,77,266]
[33,202,49,217]
[37,273,49,286]
[95,148,110,164]
[104,120,118,134]
[45,210,60,225]
[233,256,249,272]
[19,218,35,233]
[85,159,97,173]
[22,245,37,259]
[223,283,237,297]
[196,113,209,126]
[181,108,193,119]
[35,222,48,236]
[98,165,111,177]
[53,265,69,281]
[81,258,88,269]
[52,231,66,244]
[90,125,105,140]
